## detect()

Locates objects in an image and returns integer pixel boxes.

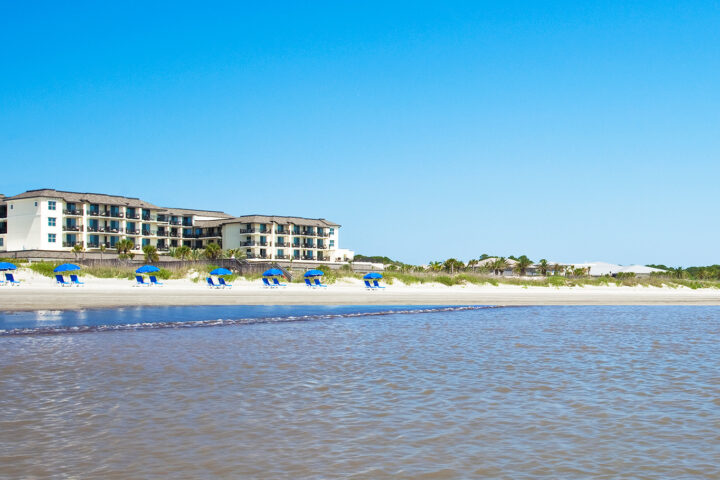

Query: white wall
[6,197,62,250]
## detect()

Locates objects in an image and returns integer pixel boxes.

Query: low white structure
[565,262,665,276]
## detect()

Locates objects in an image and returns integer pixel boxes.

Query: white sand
[1,271,719,311]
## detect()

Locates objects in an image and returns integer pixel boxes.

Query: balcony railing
[156,217,169,223]
[126,229,139,235]
[63,241,84,248]
[169,232,182,238]
[275,254,289,259]
[276,243,287,248]
[142,229,155,236]
[302,243,315,248]
[105,228,123,234]
[142,214,153,221]
[86,226,104,232]
[109,212,124,218]
[302,255,315,260]
[238,228,255,233]
[169,220,182,226]
[241,240,257,246]
[259,241,269,247]
[86,242,99,248]
[63,225,83,232]
[63,208,84,215]
[157,231,168,237]
[127,213,141,220]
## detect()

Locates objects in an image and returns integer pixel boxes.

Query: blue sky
[1,1,719,266]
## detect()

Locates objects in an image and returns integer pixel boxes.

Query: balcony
[126,229,139,235]
[302,255,315,260]
[241,240,257,246]
[142,214,153,221]
[259,241,269,247]
[276,243,287,248]
[142,229,155,236]
[275,254,289,259]
[86,226,104,233]
[157,246,169,252]
[169,220,182,226]
[302,243,315,248]
[105,228,123,234]
[156,231,168,237]
[127,213,141,220]
[63,241,84,248]
[86,242,99,248]
[238,228,255,233]
[63,208,84,216]
[63,225,83,232]
[156,217,169,224]
[109,212,124,218]
[87,210,108,217]
[169,232,181,238]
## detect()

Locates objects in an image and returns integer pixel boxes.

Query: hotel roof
[4,189,162,209]
[162,207,234,218]
[196,215,340,229]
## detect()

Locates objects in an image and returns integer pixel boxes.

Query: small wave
[0,306,499,337]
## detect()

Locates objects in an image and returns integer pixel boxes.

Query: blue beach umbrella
[0,262,17,271]
[210,267,232,276]
[363,272,383,279]
[54,264,81,273]
[136,265,160,274]
[263,268,284,277]
[304,269,324,277]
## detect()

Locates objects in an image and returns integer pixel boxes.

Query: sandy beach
[1,272,719,311]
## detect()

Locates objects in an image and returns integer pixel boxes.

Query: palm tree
[538,259,549,276]
[552,263,563,276]
[443,258,464,274]
[142,244,159,263]
[189,248,203,261]
[467,259,479,272]
[204,242,222,260]
[429,261,443,272]
[176,245,191,260]
[116,238,135,259]
[492,257,508,276]
[72,243,84,261]
[99,244,106,260]
[514,255,533,276]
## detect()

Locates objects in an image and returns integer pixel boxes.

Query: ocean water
[1,305,718,479]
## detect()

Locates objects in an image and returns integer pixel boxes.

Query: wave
[0,305,499,337]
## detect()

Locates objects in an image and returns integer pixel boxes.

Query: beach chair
[304,278,315,288]
[373,280,385,289]
[206,277,222,289]
[134,275,150,287]
[218,277,232,289]
[262,277,275,288]
[149,275,164,286]
[69,274,85,287]
[313,278,328,288]
[364,280,376,290]
[0,277,4,286]
[5,273,21,286]
[272,278,287,287]
[55,274,71,287]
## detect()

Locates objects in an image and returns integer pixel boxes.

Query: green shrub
[27,262,61,278]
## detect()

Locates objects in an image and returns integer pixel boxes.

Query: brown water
[1,306,719,479]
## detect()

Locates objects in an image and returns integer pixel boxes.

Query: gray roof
[162,207,233,218]
[196,215,340,229]
[4,189,161,209]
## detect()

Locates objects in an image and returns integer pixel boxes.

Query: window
[0,238,3,247]
[48,201,56,210]
[48,233,56,243]
[10,205,13,210]
[48,217,56,227]
[330,240,335,247]
[34,202,38,207]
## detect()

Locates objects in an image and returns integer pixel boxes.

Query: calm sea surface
[1,305,719,479]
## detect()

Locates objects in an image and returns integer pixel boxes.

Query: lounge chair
[272,278,287,287]
[134,275,150,287]
[364,280,376,290]
[304,278,315,288]
[69,274,85,287]
[5,273,21,286]
[55,274,71,287]
[0,277,4,286]
[313,278,327,288]
[149,275,164,286]
[373,280,385,289]
[262,277,276,288]
[218,277,232,289]
[206,277,222,289]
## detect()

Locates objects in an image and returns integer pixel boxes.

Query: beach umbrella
[54,264,81,273]
[363,272,383,279]
[210,267,232,276]
[136,265,160,274]
[0,262,17,271]
[263,268,284,277]
[304,269,324,277]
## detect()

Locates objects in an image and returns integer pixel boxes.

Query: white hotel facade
[0,189,354,263]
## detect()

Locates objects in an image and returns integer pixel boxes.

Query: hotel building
[0,189,353,262]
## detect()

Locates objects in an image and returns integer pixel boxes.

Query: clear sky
[1,1,719,266]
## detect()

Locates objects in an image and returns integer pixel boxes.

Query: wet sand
[1,276,719,310]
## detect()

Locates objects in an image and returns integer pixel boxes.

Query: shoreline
[1,276,719,311]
